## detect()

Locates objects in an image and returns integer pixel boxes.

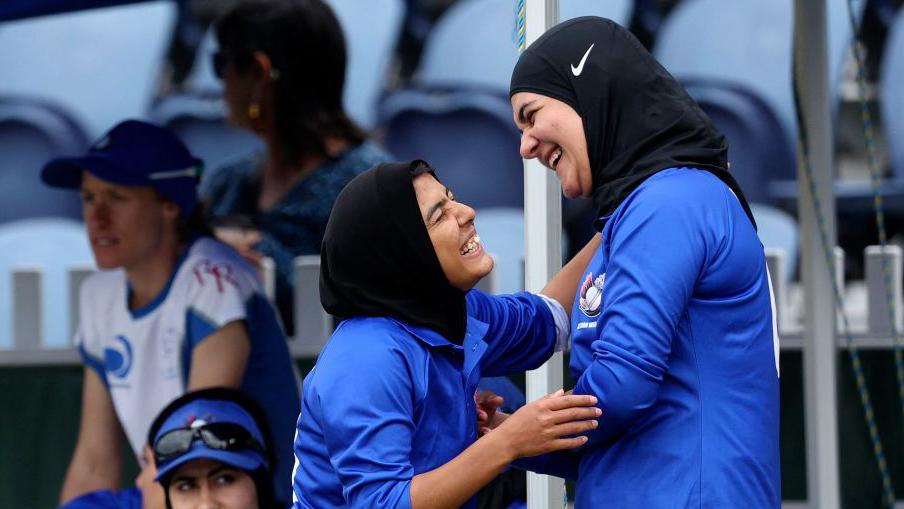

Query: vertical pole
[795,0,840,506]
[523,0,562,508]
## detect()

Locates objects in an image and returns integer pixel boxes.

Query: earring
[248,101,261,120]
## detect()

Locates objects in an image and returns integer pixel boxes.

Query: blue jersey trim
[127,237,199,319]
[181,308,220,385]
[79,342,109,388]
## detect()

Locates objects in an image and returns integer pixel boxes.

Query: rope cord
[794,2,895,504]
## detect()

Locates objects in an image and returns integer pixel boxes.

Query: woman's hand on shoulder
[214,226,264,267]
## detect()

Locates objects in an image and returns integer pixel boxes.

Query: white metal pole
[794,0,840,507]
[523,0,563,508]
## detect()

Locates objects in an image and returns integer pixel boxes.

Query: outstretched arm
[409,391,599,509]
[540,233,601,318]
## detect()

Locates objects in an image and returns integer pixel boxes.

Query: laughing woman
[509,16,780,508]
[291,161,601,509]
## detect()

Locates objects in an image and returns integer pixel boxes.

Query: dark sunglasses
[153,422,266,464]
[211,51,229,79]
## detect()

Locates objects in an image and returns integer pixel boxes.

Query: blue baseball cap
[41,119,203,215]
[152,397,269,481]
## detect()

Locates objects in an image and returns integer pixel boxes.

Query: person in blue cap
[42,120,300,508]
[149,387,279,509]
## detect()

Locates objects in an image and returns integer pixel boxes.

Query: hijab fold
[510,17,756,229]
[320,161,468,344]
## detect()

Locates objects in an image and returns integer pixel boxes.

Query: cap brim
[41,155,147,189]
[155,448,266,481]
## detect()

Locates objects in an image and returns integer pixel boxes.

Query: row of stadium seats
[9,0,894,218]
[2,0,903,285]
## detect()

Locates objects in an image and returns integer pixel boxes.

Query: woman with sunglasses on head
[506,17,780,508]
[292,160,602,509]
[148,387,279,509]
[203,0,391,334]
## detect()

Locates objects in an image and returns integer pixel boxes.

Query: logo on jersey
[193,259,239,293]
[104,334,133,379]
[578,272,605,317]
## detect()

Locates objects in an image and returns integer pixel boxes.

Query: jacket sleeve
[466,290,558,376]
[574,184,709,446]
[316,340,417,508]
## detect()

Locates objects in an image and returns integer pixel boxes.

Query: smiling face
[167,458,259,509]
[80,171,179,271]
[413,173,494,291]
[511,91,593,198]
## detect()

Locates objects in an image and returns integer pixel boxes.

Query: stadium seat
[474,207,527,294]
[881,5,904,183]
[751,203,800,279]
[418,0,633,91]
[0,1,177,139]
[325,0,405,129]
[681,81,795,206]
[654,0,864,150]
[382,0,633,210]
[151,92,264,184]
[379,89,524,209]
[0,97,88,223]
[0,218,94,350]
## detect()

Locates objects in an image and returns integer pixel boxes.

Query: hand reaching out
[214,226,264,267]
[488,389,600,460]
[475,390,505,435]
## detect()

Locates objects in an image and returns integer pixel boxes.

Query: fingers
[542,388,566,400]
[552,418,599,437]
[547,435,590,451]
[544,393,598,411]
[548,405,601,425]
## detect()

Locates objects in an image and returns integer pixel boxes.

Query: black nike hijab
[510,17,756,228]
[320,160,468,344]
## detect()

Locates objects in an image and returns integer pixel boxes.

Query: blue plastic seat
[881,5,904,182]
[380,88,524,209]
[0,97,88,223]
[681,81,795,205]
[325,0,405,129]
[383,0,632,210]
[0,218,94,349]
[473,207,527,294]
[751,203,800,279]
[418,0,633,91]
[654,0,864,150]
[151,93,264,182]
[0,1,177,139]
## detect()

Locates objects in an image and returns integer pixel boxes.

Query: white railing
[4,245,904,365]
[0,253,505,365]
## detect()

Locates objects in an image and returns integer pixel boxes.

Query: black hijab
[510,17,756,228]
[320,160,468,344]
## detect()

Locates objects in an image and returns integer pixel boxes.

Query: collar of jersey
[393,316,490,350]
[127,237,199,319]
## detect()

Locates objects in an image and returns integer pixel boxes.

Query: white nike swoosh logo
[570,43,595,77]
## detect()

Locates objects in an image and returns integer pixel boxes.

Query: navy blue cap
[41,120,204,215]
[153,397,269,481]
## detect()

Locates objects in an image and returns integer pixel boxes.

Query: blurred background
[2,0,904,506]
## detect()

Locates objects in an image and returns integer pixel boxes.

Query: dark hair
[215,0,366,166]
[176,202,213,243]
[147,387,278,509]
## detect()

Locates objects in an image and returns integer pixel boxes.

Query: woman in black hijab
[292,160,602,509]
[508,17,780,508]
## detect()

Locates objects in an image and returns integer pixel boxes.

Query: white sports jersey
[75,237,300,494]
